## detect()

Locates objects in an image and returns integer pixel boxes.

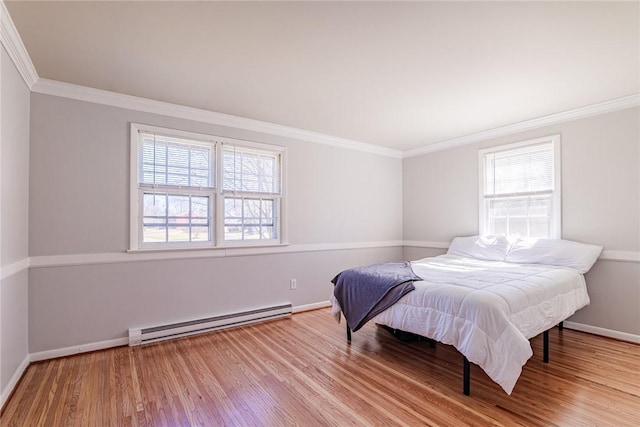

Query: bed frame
[345,321,564,396]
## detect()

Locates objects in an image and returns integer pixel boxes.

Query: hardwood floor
[2,308,639,426]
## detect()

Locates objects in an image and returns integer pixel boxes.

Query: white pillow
[447,235,512,261]
[505,238,603,273]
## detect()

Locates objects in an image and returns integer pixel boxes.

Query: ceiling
[5,1,639,151]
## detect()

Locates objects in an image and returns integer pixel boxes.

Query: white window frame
[130,123,287,251]
[218,139,287,247]
[478,135,561,239]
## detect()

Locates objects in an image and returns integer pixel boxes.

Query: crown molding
[0,0,38,88]
[31,78,404,159]
[27,80,640,161]
[404,93,640,158]
[2,0,636,160]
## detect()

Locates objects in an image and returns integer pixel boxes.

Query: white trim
[600,250,640,263]
[404,93,640,158]
[0,354,29,410]
[129,124,140,249]
[0,1,38,88]
[32,78,403,159]
[292,300,332,314]
[29,240,404,268]
[401,240,640,264]
[402,240,450,249]
[24,243,640,269]
[0,257,30,280]
[29,337,129,363]
[563,321,640,344]
[31,250,223,268]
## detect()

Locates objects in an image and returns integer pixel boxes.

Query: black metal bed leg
[346,324,351,342]
[463,357,470,396]
[558,321,564,331]
[543,329,549,363]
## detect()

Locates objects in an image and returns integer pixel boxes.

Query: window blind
[479,137,560,239]
[484,143,553,197]
[222,145,281,195]
[140,132,214,188]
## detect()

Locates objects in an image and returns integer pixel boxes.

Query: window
[222,145,282,242]
[479,135,561,239]
[130,124,285,250]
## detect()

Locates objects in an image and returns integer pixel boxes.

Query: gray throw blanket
[332,262,421,332]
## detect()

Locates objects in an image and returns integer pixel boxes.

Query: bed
[331,235,602,395]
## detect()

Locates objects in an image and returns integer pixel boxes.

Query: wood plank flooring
[2,308,639,426]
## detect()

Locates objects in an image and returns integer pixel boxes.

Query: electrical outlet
[290,279,297,290]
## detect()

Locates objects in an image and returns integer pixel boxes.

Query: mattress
[332,254,590,394]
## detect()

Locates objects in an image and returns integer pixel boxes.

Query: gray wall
[0,46,30,395]
[27,93,403,353]
[403,107,640,335]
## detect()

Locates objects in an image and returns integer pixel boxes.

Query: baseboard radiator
[128,303,292,346]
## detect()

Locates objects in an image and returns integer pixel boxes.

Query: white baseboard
[292,300,331,313]
[29,337,129,362]
[563,321,640,344]
[0,355,29,410]
[26,304,331,364]
[29,305,329,362]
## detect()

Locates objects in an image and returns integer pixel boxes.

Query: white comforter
[332,254,590,394]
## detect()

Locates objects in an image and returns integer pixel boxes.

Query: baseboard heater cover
[128,303,292,346]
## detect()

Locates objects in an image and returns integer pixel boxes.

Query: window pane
[168,195,189,217]
[224,196,278,241]
[224,226,242,241]
[143,226,166,243]
[191,196,209,218]
[140,134,212,188]
[142,192,212,244]
[482,139,558,238]
[168,225,190,242]
[243,226,260,240]
[485,144,553,196]
[529,197,551,217]
[243,199,261,225]
[143,194,167,242]
[223,146,280,194]
[261,199,273,220]
[143,193,166,217]
[508,199,528,217]
[225,198,242,219]
[489,200,507,218]
[261,226,274,240]
[191,226,209,242]
[529,218,550,238]
[491,218,508,235]
[508,218,528,237]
